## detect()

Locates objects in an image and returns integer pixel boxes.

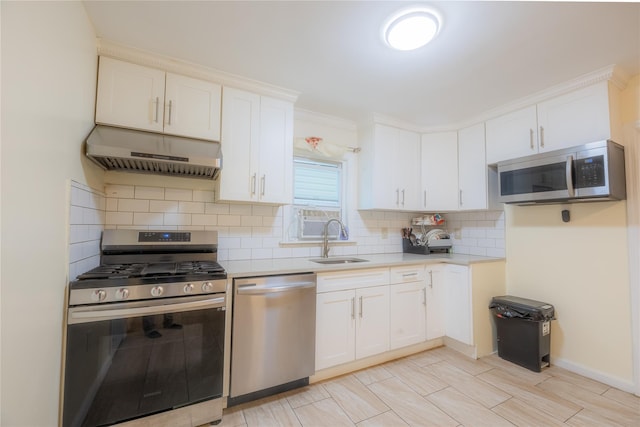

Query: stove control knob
[150,286,164,297]
[91,289,107,302]
[115,288,129,300]
[184,283,194,294]
[202,282,213,292]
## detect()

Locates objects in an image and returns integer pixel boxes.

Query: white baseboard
[552,357,636,395]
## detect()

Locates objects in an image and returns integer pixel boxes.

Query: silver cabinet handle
[251,173,257,195]
[359,296,363,318]
[539,126,545,148]
[351,297,355,319]
[530,128,535,149]
[428,270,433,288]
[424,190,427,208]
[167,99,173,125]
[396,189,400,205]
[423,288,427,306]
[566,155,575,198]
[402,272,418,278]
[261,175,266,196]
[401,189,405,206]
[459,189,463,206]
[153,97,160,123]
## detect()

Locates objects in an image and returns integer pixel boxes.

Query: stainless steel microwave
[497,140,626,205]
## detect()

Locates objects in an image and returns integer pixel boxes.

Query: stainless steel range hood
[85,125,222,179]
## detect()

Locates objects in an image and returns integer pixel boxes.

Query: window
[286,157,347,241]
[293,157,342,207]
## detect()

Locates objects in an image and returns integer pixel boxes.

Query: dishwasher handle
[236,281,316,295]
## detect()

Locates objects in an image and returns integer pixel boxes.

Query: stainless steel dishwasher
[229,273,316,406]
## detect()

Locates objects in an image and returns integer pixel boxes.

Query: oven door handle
[68,296,226,324]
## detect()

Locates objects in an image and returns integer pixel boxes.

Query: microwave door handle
[566,155,575,198]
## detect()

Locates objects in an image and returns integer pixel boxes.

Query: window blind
[293,158,342,207]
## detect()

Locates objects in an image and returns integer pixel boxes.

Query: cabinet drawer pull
[539,126,545,148]
[401,189,405,206]
[424,190,427,208]
[359,296,363,318]
[261,175,266,196]
[459,189,463,206]
[396,188,400,205]
[351,297,355,319]
[402,272,418,278]
[423,288,427,306]
[428,270,433,288]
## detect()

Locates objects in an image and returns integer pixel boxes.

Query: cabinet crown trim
[97,38,299,103]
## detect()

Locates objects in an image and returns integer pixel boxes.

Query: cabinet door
[389,281,426,350]
[537,82,610,152]
[372,124,400,210]
[425,264,446,340]
[397,129,421,211]
[96,57,165,133]
[257,97,293,204]
[421,132,459,211]
[218,87,260,202]
[355,285,389,359]
[316,290,356,370]
[485,105,538,164]
[444,265,473,345]
[458,123,488,210]
[164,73,221,141]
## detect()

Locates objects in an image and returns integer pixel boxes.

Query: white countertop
[221,253,504,278]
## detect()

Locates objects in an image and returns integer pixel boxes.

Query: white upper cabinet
[457,123,489,210]
[359,124,421,211]
[96,57,221,141]
[421,132,458,211]
[217,87,293,204]
[163,73,222,140]
[485,105,537,164]
[486,81,613,164]
[536,81,611,151]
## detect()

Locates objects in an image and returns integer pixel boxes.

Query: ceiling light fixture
[382,6,442,51]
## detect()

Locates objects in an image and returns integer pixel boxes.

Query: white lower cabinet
[315,269,390,371]
[425,264,446,340]
[444,264,473,345]
[389,265,426,350]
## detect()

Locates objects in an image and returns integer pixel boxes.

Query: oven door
[63,295,225,427]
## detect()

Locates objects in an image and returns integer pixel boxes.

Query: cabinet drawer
[317,268,389,293]
[389,265,425,284]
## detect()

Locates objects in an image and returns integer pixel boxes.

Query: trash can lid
[489,295,555,320]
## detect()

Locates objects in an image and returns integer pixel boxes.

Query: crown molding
[427,64,630,133]
[294,108,357,131]
[97,38,299,103]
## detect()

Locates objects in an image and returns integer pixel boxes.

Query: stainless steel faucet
[322,218,347,258]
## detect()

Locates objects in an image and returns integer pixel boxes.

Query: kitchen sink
[309,257,369,264]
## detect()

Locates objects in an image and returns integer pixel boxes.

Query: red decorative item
[305,136,323,149]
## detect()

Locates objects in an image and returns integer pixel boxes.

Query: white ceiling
[82,1,640,128]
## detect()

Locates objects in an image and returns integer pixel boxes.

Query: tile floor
[220,347,640,427]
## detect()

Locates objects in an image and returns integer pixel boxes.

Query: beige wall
[1,2,99,425]
[505,202,632,386]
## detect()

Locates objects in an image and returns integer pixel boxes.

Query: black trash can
[489,295,555,372]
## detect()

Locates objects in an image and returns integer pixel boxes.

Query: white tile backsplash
[70,183,505,266]
[68,181,105,280]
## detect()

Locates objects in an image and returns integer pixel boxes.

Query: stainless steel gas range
[62,229,227,427]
